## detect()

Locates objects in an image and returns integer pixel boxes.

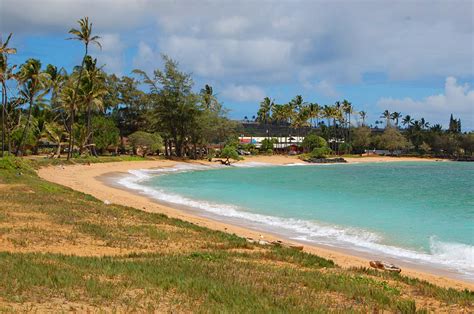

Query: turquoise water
[120,162,474,278]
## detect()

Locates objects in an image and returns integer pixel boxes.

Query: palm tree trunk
[15,93,34,156]
[68,45,88,160]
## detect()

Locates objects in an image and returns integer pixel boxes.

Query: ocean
[117,161,474,280]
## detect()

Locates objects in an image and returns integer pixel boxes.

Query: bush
[220,145,240,162]
[302,133,327,152]
[310,147,332,159]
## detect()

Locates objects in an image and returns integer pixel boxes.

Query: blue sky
[1,0,473,129]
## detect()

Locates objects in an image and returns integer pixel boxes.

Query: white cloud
[132,41,159,71]
[221,84,266,102]
[2,0,472,85]
[304,80,339,98]
[377,77,474,128]
[92,33,125,74]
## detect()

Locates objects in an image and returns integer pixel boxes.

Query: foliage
[220,145,240,161]
[92,116,119,152]
[379,127,410,153]
[128,131,163,156]
[301,133,327,152]
[310,147,332,159]
[260,138,278,152]
[338,142,352,154]
[352,126,372,152]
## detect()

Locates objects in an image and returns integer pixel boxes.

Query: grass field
[0,157,473,312]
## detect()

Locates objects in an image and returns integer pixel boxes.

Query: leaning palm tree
[15,59,50,156]
[380,110,391,128]
[42,121,66,158]
[67,17,101,159]
[0,33,17,157]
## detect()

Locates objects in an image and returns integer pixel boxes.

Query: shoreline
[37,155,473,291]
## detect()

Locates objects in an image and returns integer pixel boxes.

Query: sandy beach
[37,155,472,291]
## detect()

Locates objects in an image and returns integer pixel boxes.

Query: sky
[1,0,473,129]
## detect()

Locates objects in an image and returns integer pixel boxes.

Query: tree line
[0,18,237,160]
[251,96,473,157]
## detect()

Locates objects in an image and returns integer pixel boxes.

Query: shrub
[302,133,327,152]
[220,145,240,162]
[310,147,332,159]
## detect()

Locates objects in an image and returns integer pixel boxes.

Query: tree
[1,33,17,157]
[379,127,409,154]
[15,59,50,156]
[402,115,413,129]
[128,131,163,156]
[42,121,66,158]
[257,97,273,125]
[342,99,353,143]
[380,110,391,128]
[200,84,218,110]
[359,111,367,126]
[390,112,402,127]
[301,133,327,152]
[67,17,102,159]
[352,126,371,153]
[92,116,119,154]
[79,56,107,156]
[134,56,196,157]
[220,145,240,164]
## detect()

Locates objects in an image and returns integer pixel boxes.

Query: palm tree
[308,102,320,127]
[402,115,413,129]
[79,56,107,155]
[391,112,402,128]
[430,124,443,133]
[359,111,367,126]
[200,84,218,110]
[67,17,102,159]
[380,110,391,128]
[43,121,66,158]
[257,97,273,125]
[420,117,429,129]
[0,33,17,157]
[15,59,50,156]
[342,99,353,144]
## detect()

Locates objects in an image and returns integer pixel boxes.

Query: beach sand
[37,155,472,291]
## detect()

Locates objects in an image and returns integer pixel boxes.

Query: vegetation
[252,96,473,158]
[302,133,327,152]
[0,19,237,160]
[128,131,163,157]
[0,157,473,311]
